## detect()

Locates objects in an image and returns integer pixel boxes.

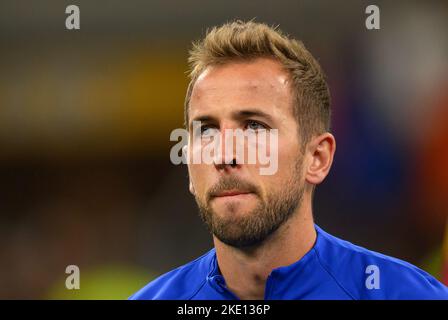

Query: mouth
[212,190,254,198]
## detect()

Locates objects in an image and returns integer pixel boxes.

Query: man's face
[187,57,306,248]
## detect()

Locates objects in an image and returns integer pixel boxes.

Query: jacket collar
[205,224,325,299]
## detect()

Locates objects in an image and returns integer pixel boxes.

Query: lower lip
[213,193,254,200]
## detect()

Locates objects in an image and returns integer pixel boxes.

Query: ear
[189,180,195,195]
[183,144,196,196]
[304,133,336,185]
[182,145,189,163]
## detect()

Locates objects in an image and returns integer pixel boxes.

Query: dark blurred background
[0,0,447,299]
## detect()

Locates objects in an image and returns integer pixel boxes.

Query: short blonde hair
[185,20,331,144]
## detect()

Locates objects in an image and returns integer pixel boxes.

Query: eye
[200,124,218,137]
[246,120,267,131]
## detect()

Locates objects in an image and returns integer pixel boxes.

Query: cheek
[243,133,300,186]
[275,136,303,177]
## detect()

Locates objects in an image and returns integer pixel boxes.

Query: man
[130,20,448,300]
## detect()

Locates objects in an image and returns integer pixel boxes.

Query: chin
[212,201,257,218]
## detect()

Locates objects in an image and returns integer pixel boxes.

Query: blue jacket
[130,225,448,300]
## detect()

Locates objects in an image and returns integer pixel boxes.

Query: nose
[214,157,238,171]
[213,128,242,171]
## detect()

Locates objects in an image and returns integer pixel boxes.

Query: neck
[213,196,317,300]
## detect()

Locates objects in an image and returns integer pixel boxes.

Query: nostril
[214,157,238,170]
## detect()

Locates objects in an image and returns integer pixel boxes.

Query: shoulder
[129,249,215,300]
[315,225,448,299]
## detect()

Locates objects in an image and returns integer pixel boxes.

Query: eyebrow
[232,109,274,122]
[189,108,274,129]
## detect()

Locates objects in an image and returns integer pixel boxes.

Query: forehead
[189,58,294,122]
